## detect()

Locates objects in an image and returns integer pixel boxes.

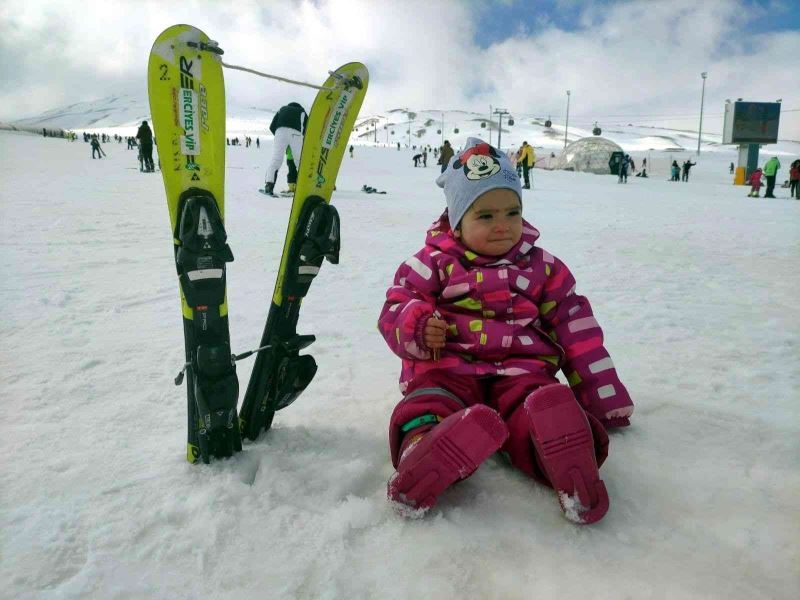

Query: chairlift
[592,121,602,136]
[544,117,552,128]
[454,127,459,133]
[481,122,486,129]
[436,129,441,134]
[508,118,515,126]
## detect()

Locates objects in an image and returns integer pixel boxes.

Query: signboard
[723,101,781,144]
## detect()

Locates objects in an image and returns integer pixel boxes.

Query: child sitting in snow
[378,137,634,524]
[747,168,763,197]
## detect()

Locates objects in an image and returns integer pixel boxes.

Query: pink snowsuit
[379,213,633,483]
[748,170,763,190]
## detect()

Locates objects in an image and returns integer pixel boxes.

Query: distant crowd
[33,119,800,201]
[746,157,799,199]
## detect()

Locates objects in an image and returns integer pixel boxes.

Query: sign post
[723,100,781,184]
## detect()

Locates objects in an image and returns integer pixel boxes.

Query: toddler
[378,138,634,524]
[747,168,763,197]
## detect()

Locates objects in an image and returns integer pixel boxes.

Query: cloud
[0,0,797,137]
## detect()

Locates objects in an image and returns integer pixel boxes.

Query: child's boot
[524,384,610,524]
[388,405,508,516]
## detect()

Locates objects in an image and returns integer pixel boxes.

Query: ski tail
[173,189,241,462]
[239,196,341,440]
[239,63,368,441]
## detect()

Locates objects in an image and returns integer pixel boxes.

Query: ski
[239,63,369,441]
[148,24,242,463]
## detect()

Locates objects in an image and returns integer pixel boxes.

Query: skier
[681,160,696,182]
[763,156,781,198]
[378,137,633,523]
[136,120,155,172]
[517,141,535,189]
[262,102,307,196]
[413,153,422,167]
[349,145,354,158]
[422,149,428,167]
[729,162,735,174]
[789,160,799,200]
[437,140,454,173]
[670,160,680,181]
[747,168,763,197]
[284,146,298,195]
[90,134,104,159]
[256,137,260,149]
[618,154,631,183]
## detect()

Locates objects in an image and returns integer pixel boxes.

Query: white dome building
[553,136,624,174]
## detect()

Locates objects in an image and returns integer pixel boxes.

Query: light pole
[697,72,707,156]
[493,108,509,150]
[564,90,571,148]
[488,104,493,146]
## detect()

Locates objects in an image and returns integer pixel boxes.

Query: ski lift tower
[723,100,782,184]
[493,108,514,151]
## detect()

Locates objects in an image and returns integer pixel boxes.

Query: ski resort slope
[10,93,800,159]
[1,130,798,600]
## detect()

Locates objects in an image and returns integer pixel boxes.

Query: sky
[1,0,798,137]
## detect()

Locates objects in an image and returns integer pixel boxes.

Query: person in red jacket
[747,168,763,198]
[790,160,800,200]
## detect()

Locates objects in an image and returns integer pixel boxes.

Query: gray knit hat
[436,137,522,229]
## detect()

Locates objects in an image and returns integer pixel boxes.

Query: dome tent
[553,136,624,174]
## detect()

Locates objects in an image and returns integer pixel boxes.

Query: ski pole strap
[220,62,334,91]
[400,414,442,433]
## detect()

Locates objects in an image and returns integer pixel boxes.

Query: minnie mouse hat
[436,137,522,228]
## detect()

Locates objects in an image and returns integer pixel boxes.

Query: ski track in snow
[0,130,798,599]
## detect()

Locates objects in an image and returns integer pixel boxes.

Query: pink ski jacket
[379,213,634,427]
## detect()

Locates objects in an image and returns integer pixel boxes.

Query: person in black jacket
[263,102,308,195]
[681,160,696,182]
[618,154,631,183]
[136,121,155,172]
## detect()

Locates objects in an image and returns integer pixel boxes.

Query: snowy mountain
[8,94,279,138]
[8,94,800,157]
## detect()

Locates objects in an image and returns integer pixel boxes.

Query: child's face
[455,188,522,256]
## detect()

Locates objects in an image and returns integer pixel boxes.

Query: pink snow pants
[389,370,609,486]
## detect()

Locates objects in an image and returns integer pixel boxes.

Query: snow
[558,491,587,525]
[1,128,799,599]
